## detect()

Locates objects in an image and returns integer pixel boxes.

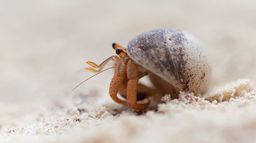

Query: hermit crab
[76,29,210,110]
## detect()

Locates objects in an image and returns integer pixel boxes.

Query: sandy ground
[1,0,256,143]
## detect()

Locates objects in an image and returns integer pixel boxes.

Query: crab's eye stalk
[112,43,116,49]
[112,42,127,56]
[115,49,122,55]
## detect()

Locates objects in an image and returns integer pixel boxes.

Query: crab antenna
[97,55,116,71]
[86,61,99,68]
[72,67,114,91]
[85,55,117,72]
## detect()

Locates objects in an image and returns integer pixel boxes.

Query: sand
[1,0,256,143]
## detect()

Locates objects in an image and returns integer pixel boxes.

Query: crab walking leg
[126,60,150,110]
[109,76,127,104]
[109,58,127,104]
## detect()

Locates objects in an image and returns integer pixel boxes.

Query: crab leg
[126,60,150,110]
[109,58,127,104]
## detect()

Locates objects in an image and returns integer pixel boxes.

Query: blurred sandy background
[1,0,256,142]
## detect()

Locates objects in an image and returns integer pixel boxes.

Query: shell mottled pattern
[127,29,210,94]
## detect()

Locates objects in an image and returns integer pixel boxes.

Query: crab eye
[115,49,122,55]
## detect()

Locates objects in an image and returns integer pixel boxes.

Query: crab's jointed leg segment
[109,58,127,104]
[126,60,150,110]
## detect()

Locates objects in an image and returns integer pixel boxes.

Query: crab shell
[127,29,210,95]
